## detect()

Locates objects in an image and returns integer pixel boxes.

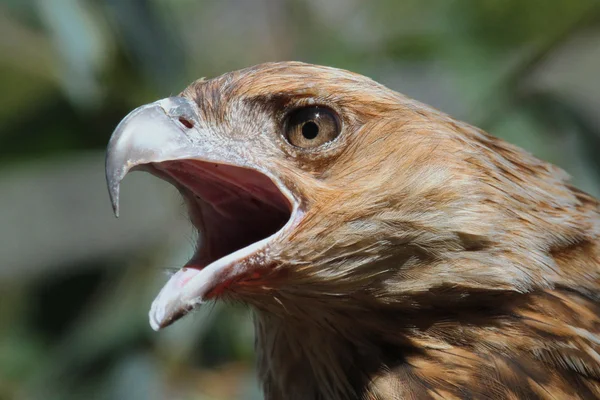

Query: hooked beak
[106,96,295,330]
[106,97,201,217]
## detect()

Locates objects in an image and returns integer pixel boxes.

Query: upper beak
[106,96,248,217]
[106,96,201,216]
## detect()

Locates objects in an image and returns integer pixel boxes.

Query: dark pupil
[301,121,319,139]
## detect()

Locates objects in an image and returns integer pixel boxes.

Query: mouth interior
[153,160,292,271]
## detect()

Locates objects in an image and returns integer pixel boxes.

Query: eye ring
[283,106,341,149]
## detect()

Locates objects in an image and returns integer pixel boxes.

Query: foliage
[1,1,599,399]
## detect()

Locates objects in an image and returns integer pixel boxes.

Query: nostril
[178,117,194,129]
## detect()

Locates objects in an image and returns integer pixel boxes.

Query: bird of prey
[106,62,600,400]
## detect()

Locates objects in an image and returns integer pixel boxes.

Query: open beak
[106,96,295,330]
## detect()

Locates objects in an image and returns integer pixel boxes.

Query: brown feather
[177,62,600,399]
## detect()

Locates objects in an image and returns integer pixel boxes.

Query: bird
[106,62,600,399]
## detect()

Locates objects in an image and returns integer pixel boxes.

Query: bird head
[106,62,589,332]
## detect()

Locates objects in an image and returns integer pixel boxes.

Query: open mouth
[144,159,296,329]
[155,159,292,276]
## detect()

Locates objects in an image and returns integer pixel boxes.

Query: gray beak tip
[106,173,121,218]
[105,151,123,218]
[110,191,120,218]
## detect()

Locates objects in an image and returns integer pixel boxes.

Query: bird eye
[283,106,341,149]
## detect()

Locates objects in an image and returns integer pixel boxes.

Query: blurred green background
[1,1,600,399]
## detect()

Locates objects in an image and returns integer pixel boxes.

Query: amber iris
[284,106,341,149]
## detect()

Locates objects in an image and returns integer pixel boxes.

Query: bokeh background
[1,1,600,399]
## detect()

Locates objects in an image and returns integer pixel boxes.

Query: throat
[253,309,419,400]
[254,311,368,400]
[251,288,587,400]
